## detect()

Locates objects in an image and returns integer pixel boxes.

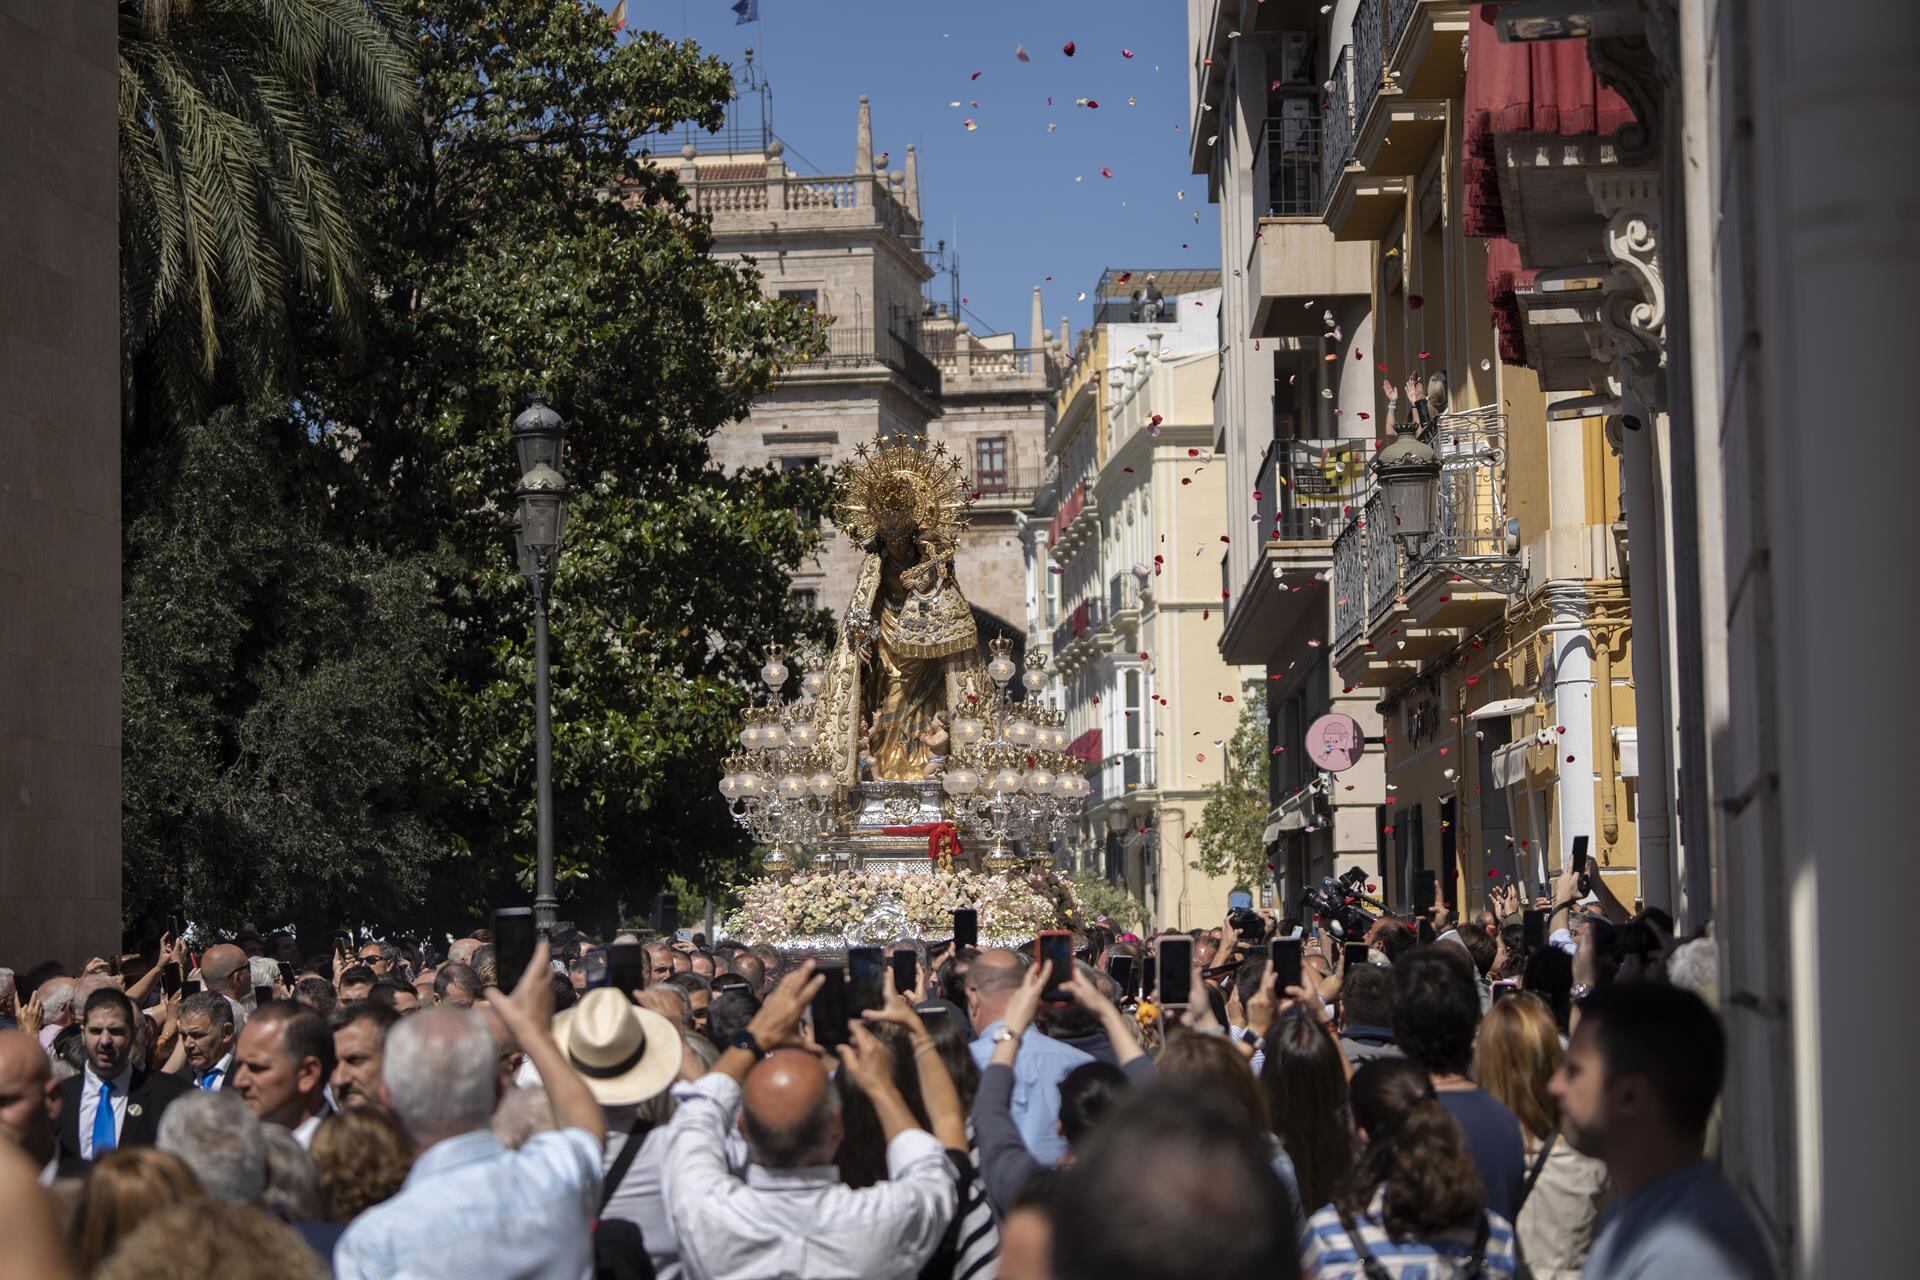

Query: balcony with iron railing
[1108,571,1142,626]
[1328,405,1522,683]
[1250,88,1371,336]
[792,321,942,398]
[1258,438,1373,543]
[1322,47,1356,209]
[1091,749,1157,804]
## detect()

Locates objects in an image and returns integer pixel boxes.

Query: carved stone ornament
[1589,171,1666,410]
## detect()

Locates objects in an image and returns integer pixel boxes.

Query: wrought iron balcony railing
[1320,47,1356,212]
[1333,515,1367,651]
[1256,114,1326,218]
[1353,0,1388,131]
[1108,571,1141,618]
[1257,437,1373,542]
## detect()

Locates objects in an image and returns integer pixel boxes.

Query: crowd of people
[0,857,1774,1279]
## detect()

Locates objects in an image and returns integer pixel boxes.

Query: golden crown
[832,432,975,546]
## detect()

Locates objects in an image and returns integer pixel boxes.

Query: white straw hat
[550,989,683,1106]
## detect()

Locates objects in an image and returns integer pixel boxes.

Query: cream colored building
[1022,272,1257,928]
[676,94,1061,634]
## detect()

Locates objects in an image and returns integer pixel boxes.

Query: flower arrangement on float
[723,865,1084,949]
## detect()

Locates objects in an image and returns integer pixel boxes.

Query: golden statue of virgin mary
[819,434,989,784]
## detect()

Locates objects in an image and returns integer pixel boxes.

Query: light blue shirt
[967,1022,1094,1167]
[1582,1160,1775,1279]
[333,1126,602,1280]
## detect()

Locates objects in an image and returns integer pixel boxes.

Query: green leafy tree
[303,0,829,927]
[118,0,415,422]
[122,405,450,928]
[1192,691,1272,893]
[1068,873,1148,934]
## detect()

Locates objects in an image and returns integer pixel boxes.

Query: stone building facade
[679,97,1061,635]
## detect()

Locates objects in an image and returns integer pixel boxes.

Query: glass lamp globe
[952,716,985,746]
[735,771,765,797]
[1026,767,1056,794]
[760,721,789,750]
[719,773,742,801]
[809,771,837,796]
[1021,668,1048,692]
[992,767,1025,794]
[943,765,981,796]
[760,657,790,691]
[1006,717,1037,747]
[801,671,828,698]
[778,773,808,800]
[739,721,764,750]
[987,655,1018,685]
[788,721,818,749]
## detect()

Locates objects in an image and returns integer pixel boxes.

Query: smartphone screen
[278,961,296,988]
[1106,954,1136,997]
[1270,937,1303,992]
[1140,955,1157,1000]
[1412,869,1438,916]
[583,949,611,990]
[1037,931,1073,1002]
[890,950,918,997]
[1416,918,1436,945]
[161,964,182,997]
[952,908,978,949]
[1522,908,1547,955]
[492,907,536,993]
[183,977,202,997]
[1572,835,1591,897]
[847,947,886,1015]
[810,965,852,1048]
[608,942,647,996]
[1491,979,1521,1002]
[1157,938,1193,1006]
[253,984,276,1008]
[1343,941,1370,974]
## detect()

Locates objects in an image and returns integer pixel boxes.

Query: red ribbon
[882,821,964,865]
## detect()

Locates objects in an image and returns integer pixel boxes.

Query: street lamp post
[511,397,571,934]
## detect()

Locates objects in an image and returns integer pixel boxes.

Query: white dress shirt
[38,1152,58,1188]
[77,1065,133,1159]
[601,1110,750,1280]
[195,1052,233,1091]
[661,1073,958,1280]
[291,1107,327,1149]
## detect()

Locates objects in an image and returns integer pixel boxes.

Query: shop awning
[1613,725,1640,778]
[1468,697,1534,721]
[1492,741,1531,790]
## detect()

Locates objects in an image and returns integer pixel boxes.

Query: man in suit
[58,988,191,1160]
[175,991,237,1091]
[233,1000,334,1148]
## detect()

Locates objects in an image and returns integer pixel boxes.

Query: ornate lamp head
[833,432,975,548]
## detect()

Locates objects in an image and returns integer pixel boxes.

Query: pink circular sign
[1306,712,1366,772]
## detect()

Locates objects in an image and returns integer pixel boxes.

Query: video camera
[1299,867,1385,943]
[1227,907,1271,942]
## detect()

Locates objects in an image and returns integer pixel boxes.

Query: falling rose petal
[1223,694,1236,702]
[1355,349,1363,360]
[1100,167,1113,178]
[1197,753,1206,763]
[1016,44,1030,62]
[1378,362,1389,372]
[971,70,983,80]
[1409,294,1424,309]
[1063,40,1076,56]
[1087,99,1100,109]
[1047,564,1064,574]
[1202,608,1209,620]
[1123,48,1136,58]
[1357,412,1370,420]
[1482,358,1493,371]
[1417,350,1431,360]
[964,119,977,131]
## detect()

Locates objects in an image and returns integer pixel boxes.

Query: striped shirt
[1301,1192,1520,1279]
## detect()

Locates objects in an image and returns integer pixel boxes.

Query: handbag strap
[1512,1124,1559,1219]
[1333,1206,1398,1280]
[598,1115,655,1215]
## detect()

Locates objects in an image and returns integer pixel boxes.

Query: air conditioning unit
[1279,31,1314,86]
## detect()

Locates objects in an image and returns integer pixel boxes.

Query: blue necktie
[92,1078,117,1156]
[199,1067,222,1091]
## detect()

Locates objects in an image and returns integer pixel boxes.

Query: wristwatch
[1570,983,1593,1001]
[991,1026,1019,1044]
[729,1028,767,1060]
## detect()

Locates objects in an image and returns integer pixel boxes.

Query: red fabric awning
[1485,236,1536,367]
[1068,728,1103,764]
[1461,4,1635,240]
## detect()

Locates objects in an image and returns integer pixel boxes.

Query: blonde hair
[1474,991,1562,1142]
[310,1108,414,1223]
[95,1201,326,1280]
[73,1149,203,1273]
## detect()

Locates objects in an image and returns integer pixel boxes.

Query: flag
[609,0,627,30]
[731,0,758,24]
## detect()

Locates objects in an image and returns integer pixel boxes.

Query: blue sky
[608,0,1218,340]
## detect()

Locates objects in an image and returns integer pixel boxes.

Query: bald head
[201,944,249,998]
[739,1049,840,1169]
[447,938,481,967]
[964,949,1026,1033]
[0,1029,60,1165]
